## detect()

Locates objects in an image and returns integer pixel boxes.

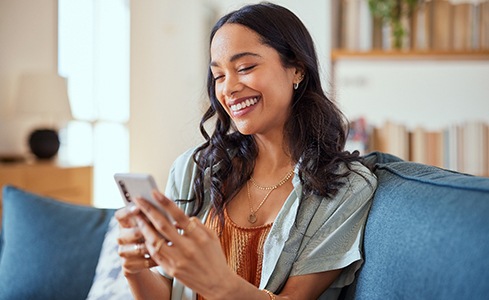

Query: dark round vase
[28,129,60,160]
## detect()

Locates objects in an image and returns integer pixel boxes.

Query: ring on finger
[134,243,145,256]
[144,258,151,269]
[183,217,197,236]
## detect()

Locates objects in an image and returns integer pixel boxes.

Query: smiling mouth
[230,97,259,112]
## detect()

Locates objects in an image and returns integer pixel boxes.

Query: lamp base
[28,129,60,160]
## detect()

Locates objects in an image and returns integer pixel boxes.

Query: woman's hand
[115,205,158,276]
[133,191,239,299]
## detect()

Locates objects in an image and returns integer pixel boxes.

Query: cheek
[214,89,230,114]
[214,82,227,103]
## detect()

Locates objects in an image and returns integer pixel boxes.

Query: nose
[221,73,242,98]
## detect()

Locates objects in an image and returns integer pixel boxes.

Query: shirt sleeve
[157,147,197,280]
[290,165,377,288]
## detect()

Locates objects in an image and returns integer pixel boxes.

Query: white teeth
[231,97,258,112]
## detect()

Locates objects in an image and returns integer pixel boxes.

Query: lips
[230,97,259,112]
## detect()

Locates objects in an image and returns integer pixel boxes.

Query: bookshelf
[332,0,489,176]
[347,119,489,177]
[332,0,489,53]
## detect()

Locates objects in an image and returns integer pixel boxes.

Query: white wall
[129,0,211,188]
[335,60,489,130]
[0,0,58,156]
[129,0,331,188]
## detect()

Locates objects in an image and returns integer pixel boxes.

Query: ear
[294,68,305,84]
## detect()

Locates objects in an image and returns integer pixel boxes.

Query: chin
[231,121,255,136]
[235,128,254,136]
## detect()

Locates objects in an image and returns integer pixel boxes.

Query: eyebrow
[210,52,261,67]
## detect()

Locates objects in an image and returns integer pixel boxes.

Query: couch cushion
[0,186,115,300]
[344,154,489,299]
[86,216,134,300]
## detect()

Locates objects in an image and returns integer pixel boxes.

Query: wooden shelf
[331,50,489,61]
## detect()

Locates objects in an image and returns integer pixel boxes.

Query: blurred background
[0,0,488,209]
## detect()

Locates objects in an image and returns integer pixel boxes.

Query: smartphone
[114,173,175,223]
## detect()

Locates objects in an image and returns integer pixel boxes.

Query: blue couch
[342,152,489,299]
[1,152,488,299]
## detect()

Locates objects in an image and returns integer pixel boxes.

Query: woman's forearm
[126,269,172,300]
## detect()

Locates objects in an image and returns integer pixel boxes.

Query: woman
[116,3,377,299]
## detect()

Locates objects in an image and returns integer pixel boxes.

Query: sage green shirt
[159,147,377,300]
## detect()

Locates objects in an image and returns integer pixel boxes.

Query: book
[332,0,342,49]
[462,121,486,176]
[341,0,361,50]
[480,0,489,49]
[426,130,444,168]
[410,126,427,164]
[346,117,369,155]
[382,20,393,50]
[358,0,373,51]
[411,2,428,50]
[373,121,409,161]
[429,0,453,50]
[372,15,384,49]
[445,124,460,172]
[340,0,373,51]
[452,3,474,51]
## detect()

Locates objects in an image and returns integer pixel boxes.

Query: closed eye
[238,65,256,73]
[214,75,224,81]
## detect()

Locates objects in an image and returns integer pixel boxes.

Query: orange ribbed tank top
[197,209,272,300]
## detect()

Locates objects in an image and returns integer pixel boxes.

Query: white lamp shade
[16,72,73,123]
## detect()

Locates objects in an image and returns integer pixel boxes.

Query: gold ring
[154,238,166,253]
[184,217,197,235]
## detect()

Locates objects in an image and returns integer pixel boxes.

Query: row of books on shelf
[347,119,489,177]
[333,0,489,52]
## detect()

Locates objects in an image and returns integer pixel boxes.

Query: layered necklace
[246,169,294,224]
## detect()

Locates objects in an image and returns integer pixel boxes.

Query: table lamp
[15,72,73,160]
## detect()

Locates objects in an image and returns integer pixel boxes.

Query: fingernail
[129,204,139,213]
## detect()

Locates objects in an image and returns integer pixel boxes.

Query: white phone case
[114,173,175,223]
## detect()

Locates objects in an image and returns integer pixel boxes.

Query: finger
[149,236,177,267]
[117,227,145,245]
[118,243,149,258]
[134,213,176,253]
[151,192,207,239]
[152,191,191,230]
[121,256,157,275]
[134,197,181,244]
[145,257,158,269]
[115,205,141,228]
[134,214,182,268]
[181,217,199,237]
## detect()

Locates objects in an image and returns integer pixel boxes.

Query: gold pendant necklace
[246,170,294,224]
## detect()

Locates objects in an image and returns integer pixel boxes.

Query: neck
[253,133,294,180]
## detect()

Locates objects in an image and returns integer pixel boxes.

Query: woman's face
[210,23,300,136]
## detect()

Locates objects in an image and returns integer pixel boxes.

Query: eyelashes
[238,65,255,73]
[212,65,256,81]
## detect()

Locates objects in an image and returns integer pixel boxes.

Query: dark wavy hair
[190,2,360,223]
